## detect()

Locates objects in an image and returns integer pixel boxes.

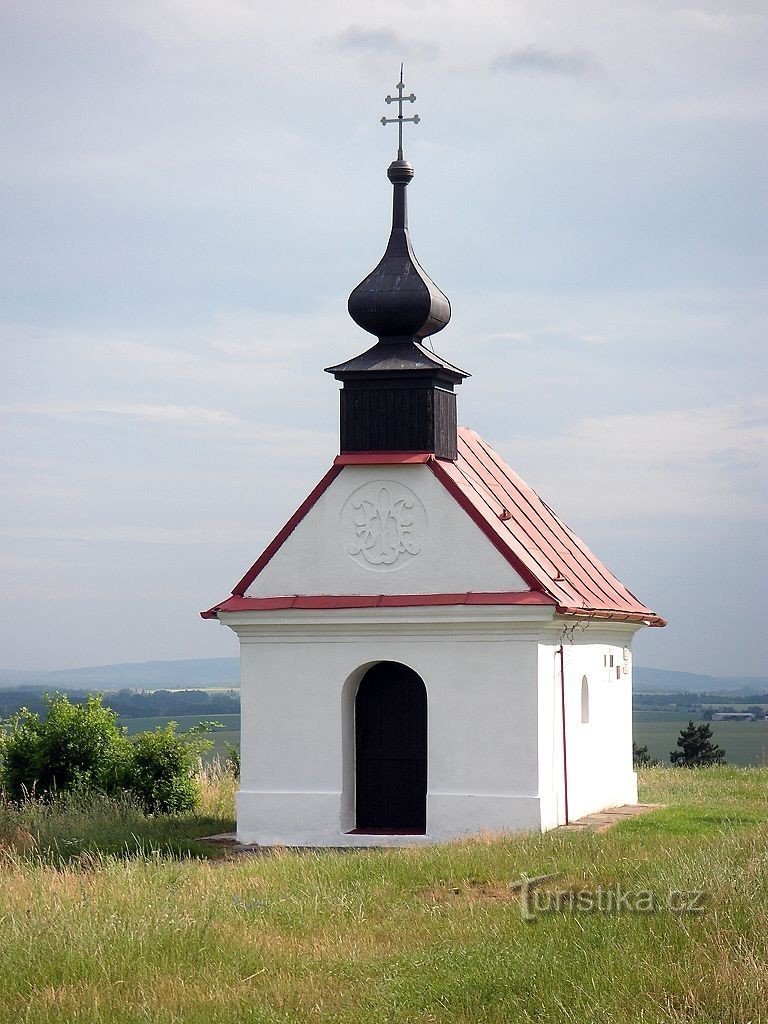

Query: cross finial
[380,63,420,160]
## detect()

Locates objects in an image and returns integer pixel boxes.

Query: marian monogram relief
[341,480,427,572]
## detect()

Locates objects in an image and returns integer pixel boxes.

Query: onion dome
[347,157,451,342]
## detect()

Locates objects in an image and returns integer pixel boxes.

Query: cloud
[0,524,252,546]
[0,0,765,675]
[502,399,768,529]
[331,25,438,59]
[333,26,403,53]
[491,46,598,77]
[656,94,768,122]
[484,331,531,343]
[0,402,242,426]
[673,8,767,34]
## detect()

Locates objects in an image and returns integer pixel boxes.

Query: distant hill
[0,658,239,691]
[0,658,765,694]
[633,667,768,694]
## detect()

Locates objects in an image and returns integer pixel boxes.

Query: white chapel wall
[246,464,529,598]
[234,615,547,846]
[540,630,643,823]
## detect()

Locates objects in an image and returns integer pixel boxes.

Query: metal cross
[381,64,420,159]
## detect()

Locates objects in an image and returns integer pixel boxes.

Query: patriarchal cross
[381,64,420,159]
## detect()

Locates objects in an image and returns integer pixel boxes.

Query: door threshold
[347,828,426,836]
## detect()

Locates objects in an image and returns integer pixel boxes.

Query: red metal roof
[202,427,665,626]
[435,428,665,626]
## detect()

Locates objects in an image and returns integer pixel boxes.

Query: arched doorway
[354,661,427,833]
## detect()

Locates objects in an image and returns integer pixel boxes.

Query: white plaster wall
[229,609,643,845]
[246,464,528,598]
[536,644,566,831]
[231,610,549,846]
[541,630,639,822]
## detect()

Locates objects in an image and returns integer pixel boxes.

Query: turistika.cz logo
[511,873,707,922]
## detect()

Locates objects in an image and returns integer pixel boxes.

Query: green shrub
[224,741,240,778]
[0,693,130,800]
[126,723,211,814]
[0,693,215,815]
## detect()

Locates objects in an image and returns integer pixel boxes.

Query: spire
[347,66,451,342]
[326,70,468,462]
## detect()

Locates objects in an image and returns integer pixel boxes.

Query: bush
[224,741,240,779]
[0,693,215,814]
[0,693,130,800]
[128,723,211,814]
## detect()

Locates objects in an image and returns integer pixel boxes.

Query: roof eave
[202,592,558,617]
[555,606,668,628]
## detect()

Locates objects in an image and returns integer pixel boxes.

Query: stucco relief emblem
[341,480,427,572]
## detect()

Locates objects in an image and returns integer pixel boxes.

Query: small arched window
[580,675,590,724]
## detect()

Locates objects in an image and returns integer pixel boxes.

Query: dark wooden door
[355,662,427,832]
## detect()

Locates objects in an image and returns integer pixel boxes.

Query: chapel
[202,73,665,846]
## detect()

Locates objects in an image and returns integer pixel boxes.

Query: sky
[1,0,766,676]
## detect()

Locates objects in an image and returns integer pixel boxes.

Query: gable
[202,430,665,625]
[244,463,530,598]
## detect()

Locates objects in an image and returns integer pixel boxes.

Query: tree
[670,720,726,767]
[633,741,653,766]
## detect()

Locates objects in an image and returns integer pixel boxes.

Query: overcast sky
[1,0,766,676]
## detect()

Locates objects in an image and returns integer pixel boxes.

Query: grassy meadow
[0,762,236,862]
[1,765,767,1023]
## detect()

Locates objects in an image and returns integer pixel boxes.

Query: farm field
[634,711,768,766]
[144,688,239,696]
[118,710,768,768]
[120,713,240,760]
[1,766,767,1022]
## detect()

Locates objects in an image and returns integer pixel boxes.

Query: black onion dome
[347,159,451,342]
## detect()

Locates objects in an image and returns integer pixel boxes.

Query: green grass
[1,766,768,1022]
[634,711,768,766]
[0,762,236,863]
